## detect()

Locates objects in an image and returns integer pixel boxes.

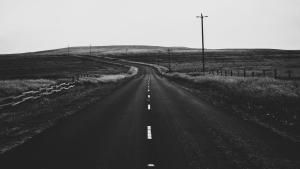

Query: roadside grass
[78,66,138,84]
[0,77,133,154]
[0,79,56,98]
[0,54,127,80]
[167,72,300,97]
[0,54,129,100]
[0,53,135,154]
[112,49,300,78]
[166,72,300,140]
[117,53,300,140]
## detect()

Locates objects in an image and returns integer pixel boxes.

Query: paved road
[0,65,299,169]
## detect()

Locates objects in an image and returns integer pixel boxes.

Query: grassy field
[110,49,300,79]
[0,54,127,80]
[1,45,299,141]
[24,45,300,79]
[79,45,299,140]
[165,73,300,140]
[78,66,138,84]
[0,78,132,154]
[0,53,128,100]
[0,51,134,153]
[0,79,56,98]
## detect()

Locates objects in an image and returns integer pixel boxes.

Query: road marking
[147,78,154,168]
[147,126,152,139]
[147,80,150,91]
[147,163,155,167]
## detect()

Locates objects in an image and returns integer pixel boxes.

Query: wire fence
[207,69,299,80]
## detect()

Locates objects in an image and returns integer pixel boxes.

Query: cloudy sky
[0,0,299,53]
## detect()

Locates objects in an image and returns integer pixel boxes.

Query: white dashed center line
[147,163,155,167]
[147,126,152,139]
[146,78,155,167]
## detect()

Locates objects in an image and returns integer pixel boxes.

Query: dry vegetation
[0,53,128,99]
[0,79,132,154]
[0,79,56,98]
[165,72,300,140]
[114,49,300,79]
[0,54,127,80]
[112,48,300,140]
[78,66,138,84]
[167,73,300,97]
[0,52,135,153]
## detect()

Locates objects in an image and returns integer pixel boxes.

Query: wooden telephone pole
[89,44,92,56]
[197,13,208,73]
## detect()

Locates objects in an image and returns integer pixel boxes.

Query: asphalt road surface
[0,65,299,169]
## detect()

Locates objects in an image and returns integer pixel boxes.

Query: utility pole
[197,13,208,73]
[89,44,92,56]
[167,48,172,72]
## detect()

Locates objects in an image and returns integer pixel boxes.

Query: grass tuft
[168,73,300,98]
[0,79,56,97]
[78,66,138,84]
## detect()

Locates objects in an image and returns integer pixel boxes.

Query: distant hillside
[2,45,299,56]
[29,45,198,56]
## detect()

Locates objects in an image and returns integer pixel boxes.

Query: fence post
[251,72,255,77]
[230,70,233,76]
[287,70,292,79]
[225,70,227,76]
[274,69,277,79]
[243,69,246,77]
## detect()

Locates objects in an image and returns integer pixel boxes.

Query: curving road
[0,65,299,169]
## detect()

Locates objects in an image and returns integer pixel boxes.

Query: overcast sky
[0,0,299,53]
